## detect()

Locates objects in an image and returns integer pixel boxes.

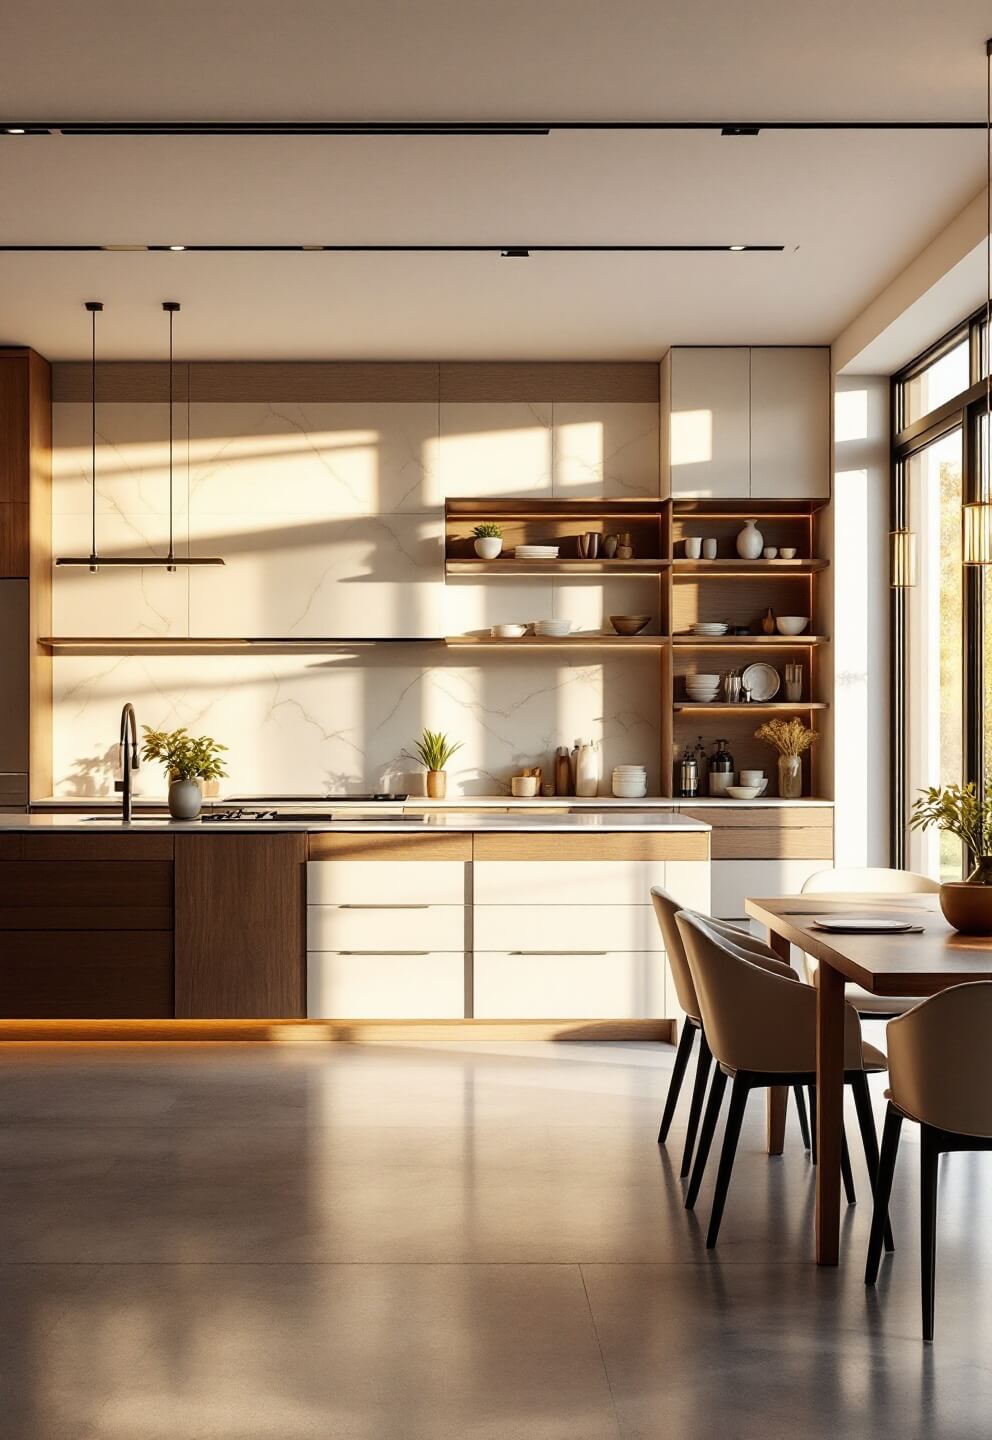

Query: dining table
[744,892,992,1265]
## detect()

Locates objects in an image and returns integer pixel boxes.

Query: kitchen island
[0,811,709,1037]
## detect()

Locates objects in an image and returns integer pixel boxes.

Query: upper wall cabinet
[665,347,750,499]
[663,347,830,501]
[749,348,830,499]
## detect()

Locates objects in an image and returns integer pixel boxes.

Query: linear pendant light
[56,301,224,568]
[963,37,992,566]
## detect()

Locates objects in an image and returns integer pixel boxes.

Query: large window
[893,307,990,875]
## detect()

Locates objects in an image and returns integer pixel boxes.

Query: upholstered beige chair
[800,867,940,1017]
[676,910,891,1250]
[865,982,992,1342]
[650,889,812,1172]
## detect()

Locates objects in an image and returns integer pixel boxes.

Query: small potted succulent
[910,783,992,933]
[472,522,503,560]
[411,729,462,800]
[754,717,818,799]
[141,726,228,820]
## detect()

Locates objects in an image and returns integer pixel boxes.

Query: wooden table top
[744,894,992,995]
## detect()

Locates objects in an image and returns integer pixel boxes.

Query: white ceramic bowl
[739,770,765,786]
[491,623,527,638]
[510,775,539,797]
[780,547,797,560]
[725,784,762,800]
[775,616,809,636]
[534,619,572,636]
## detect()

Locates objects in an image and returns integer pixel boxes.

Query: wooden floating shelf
[445,497,667,518]
[673,701,828,712]
[446,559,670,575]
[672,559,827,575]
[445,633,667,648]
[673,634,829,647]
[39,636,443,655]
[671,499,827,517]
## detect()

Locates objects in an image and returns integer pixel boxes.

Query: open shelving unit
[444,494,831,799]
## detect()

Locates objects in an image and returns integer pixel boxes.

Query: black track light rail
[0,119,986,137]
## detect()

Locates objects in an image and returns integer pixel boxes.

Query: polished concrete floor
[1,1037,990,1439]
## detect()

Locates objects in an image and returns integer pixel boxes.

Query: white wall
[828,371,890,867]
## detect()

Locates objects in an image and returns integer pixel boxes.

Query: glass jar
[778,754,802,800]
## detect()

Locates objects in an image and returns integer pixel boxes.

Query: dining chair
[676,910,892,1250]
[800,867,940,1017]
[650,889,812,1171]
[865,982,992,1343]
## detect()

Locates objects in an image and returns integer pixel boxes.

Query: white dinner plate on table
[810,916,916,934]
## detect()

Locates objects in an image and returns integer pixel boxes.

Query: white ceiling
[1,0,989,361]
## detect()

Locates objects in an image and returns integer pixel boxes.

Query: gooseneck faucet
[116,703,140,823]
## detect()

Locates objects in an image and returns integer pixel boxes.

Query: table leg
[766,1086,787,1155]
[815,959,846,1266]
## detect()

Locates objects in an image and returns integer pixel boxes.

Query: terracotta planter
[426,770,447,800]
[938,882,992,935]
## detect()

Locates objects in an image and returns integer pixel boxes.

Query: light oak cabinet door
[668,348,749,499]
[749,348,830,499]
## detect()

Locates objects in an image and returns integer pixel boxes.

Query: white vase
[736,520,764,559]
[169,779,203,820]
[575,742,600,798]
[474,536,502,559]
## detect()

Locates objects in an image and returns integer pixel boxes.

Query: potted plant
[754,717,818,800]
[910,783,992,933]
[141,726,228,820]
[412,729,462,800]
[472,522,503,560]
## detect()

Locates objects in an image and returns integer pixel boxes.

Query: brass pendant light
[56,299,224,568]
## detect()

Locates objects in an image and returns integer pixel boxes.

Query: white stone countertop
[0,811,710,835]
[31,794,833,811]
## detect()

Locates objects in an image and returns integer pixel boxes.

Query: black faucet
[115,703,140,823]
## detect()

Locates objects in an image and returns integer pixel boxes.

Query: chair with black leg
[650,889,812,1173]
[675,910,892,1250]
[865,982,992,1343]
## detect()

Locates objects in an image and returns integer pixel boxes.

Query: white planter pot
[736,520,764,559]
[474,536,503,559]
[169,779,203,820]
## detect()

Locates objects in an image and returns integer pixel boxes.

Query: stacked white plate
[685,672,720,703]
[690,621,729,636]
[534,618,572,637]
[514,544,559,559]
[612,765,648,799]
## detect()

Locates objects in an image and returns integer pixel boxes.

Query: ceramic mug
[763,547,778,560]
[740,770,764,786]
[702,538,717,560]
[684,537,702,559]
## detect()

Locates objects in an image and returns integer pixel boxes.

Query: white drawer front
[662,860,711,915]
[473,904,662,953]
[308,951,465,1019]
[306,859,466,906]
[474,951,667,1019]
[711,859,826,919]
[473,860,669,907]
[307,904,466,952]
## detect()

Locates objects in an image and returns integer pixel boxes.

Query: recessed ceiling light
[729,245,747,251]
[168,244,186,251]
[6,127,26,134]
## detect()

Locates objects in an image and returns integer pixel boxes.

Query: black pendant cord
[84,300,103,571]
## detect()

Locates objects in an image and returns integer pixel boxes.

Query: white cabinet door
[308,904,466,952]
[473,904,663,953]
[307,860,467,906]
[711,859,827,919]
[473,951,667,1019]
[308,951,465,1019]
[668,348,749,499]
[749,348,830,499]
[473,860,668,907]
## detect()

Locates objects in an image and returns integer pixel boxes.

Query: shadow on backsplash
[60,744,120,797]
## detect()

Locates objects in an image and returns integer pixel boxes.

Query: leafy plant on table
[910,783,992,871]
[411,729,463,773]
[141,726,228,782]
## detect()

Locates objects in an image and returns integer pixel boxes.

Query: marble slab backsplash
[52,649,661,797]
[50,393,661,795]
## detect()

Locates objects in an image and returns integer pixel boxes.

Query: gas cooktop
[202,807,424,824]
[223,793,409,803]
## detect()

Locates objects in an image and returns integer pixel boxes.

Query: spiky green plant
[472,522,503,539]
[411,729,462,772]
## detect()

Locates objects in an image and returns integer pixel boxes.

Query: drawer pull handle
[509,950,609,956]
[336,950,432,956]
[337,904,431,910]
